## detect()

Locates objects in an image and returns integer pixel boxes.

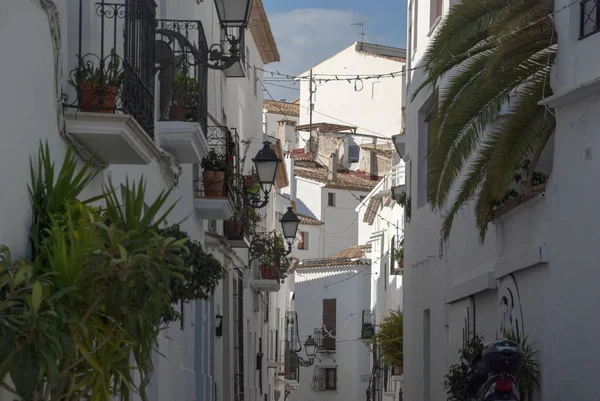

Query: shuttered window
[298,232,309,250]
[322,299,336,350]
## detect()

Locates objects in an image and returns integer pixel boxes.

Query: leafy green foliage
[371,310,403,370]
[251,232,292,282]
[69,49,123,88]
[504,330,540,401]
[158,225,225,323]
[0,142,192,401]
[414,0,556,241]
[201,149,227,172]
[443,334,484,401]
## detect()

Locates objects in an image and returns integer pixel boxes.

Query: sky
[262,0,407,101]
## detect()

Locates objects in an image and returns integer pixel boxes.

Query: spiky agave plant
[504,330,540,401]
[413,0,556,241]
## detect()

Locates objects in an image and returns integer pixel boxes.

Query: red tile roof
[294,165,380,192]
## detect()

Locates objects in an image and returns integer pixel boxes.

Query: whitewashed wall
[321,188,369,256]
[298,44,404,138]
[292,267,372,401]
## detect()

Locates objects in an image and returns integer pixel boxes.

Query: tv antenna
[352,13,365,42]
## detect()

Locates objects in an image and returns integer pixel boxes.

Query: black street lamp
[280,207,300,242]
[296,335,319,367]
[239,142,281,209]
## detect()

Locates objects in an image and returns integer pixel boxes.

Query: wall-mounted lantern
[215,314,223,337]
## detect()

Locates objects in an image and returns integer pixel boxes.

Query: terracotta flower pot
[260,265,276,280]
[399,260,404,270]
[244,176,255,189]
[202,171,225,197]
[169,105,187,121]
[79,83,118,113]
[226,220,243,237]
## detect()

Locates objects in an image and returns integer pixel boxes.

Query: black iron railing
[66,0,156,137]
[284,341,299,381]
[234,273,245,401]
[155,19,209,132]
[193,126,241,200]
[223,26,246,75]
[581,0,600,39]
[361,309,375,339]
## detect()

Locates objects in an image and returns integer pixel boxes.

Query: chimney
[327,150,339,181]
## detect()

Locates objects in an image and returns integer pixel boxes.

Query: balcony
[361,309,375,339]
[284,343,299,383]
[580,0,600,40]
[193,126,239,220]
[64,0,158,165]
[251,265,280,292]
[313,328,335,352]
[155,19,210,163]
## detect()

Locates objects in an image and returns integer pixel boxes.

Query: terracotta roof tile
[297,244,371,269]
[298,213,323,225]
[294,166,379,192]
[326,244,371,259]
[264,100,300,117]
[248,0,280,64]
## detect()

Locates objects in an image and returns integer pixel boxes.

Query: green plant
[413,0,555,241]
[504,331,540,401]
[396,191,407,207]
[0,143,188,401]
[393,248,404,263]
[370,310,403,370]
[444,334,484,401]
[171,72,198,108]
[69,49,123,88]
[201,149,227,172]
[158,225,225,323]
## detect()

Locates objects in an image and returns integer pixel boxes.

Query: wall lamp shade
[215,314,223,337]
[253,142,280,187]
[280,207,300,240]
[214,0,252,27]
[304,335,318,358]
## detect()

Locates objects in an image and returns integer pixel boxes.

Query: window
[298,231,309,250]
[580,0,600,39]
[348,145,360,162]
[430,0,443,27]
[327,193,336,207]
[418,97,437,209]
[325,368,337,390]
[253,65,258,97]
[322,299,336,350]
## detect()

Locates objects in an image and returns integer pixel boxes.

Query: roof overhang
[248,0,280,64]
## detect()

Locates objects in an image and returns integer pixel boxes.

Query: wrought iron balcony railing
[156,19,208,132]
[284,341,300,381]
[581,0,600,39]
[361,309,375,339]
[193,126,241,200]
[313,327,336,352]
[65,0,156,137]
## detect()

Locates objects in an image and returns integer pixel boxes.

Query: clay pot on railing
[260,265,277,280]
[79,83,118,113]
[226,220,244,237]
[202,171,226,197]
[169,105,187,121]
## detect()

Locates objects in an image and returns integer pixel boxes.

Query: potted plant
[394,248,404,269]
[170,72,198,121]
[201,149,227,197]
[69,50,123,113]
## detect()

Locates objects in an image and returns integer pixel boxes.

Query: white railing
[382,164,405,191]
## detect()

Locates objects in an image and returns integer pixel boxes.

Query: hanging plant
[159,225,225,323]
[444,334,484,401]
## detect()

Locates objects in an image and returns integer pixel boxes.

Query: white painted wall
[292,266,372,401]
[0,4,290,401]
[321,188,369,256]
[298,43,404,138]
[291,223,324,261]
[403,1,600,401]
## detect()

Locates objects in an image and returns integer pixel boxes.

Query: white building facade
[402,0,600,401]
[0,2,299,401]
[291,256,373,401]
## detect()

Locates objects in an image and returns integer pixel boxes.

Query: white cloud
[264,8,393,101]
